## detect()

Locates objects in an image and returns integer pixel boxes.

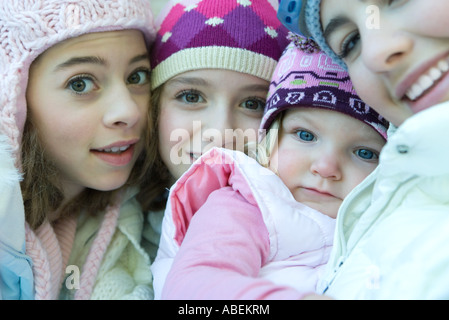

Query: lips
[91,139,139,166]
[302,187,337,199]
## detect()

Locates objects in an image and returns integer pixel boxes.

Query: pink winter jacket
[151,148,336,300]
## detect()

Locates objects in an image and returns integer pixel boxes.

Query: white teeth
[101,145,130,153]
[438,60,449,72]
[429,67,442,81]
[405,58,449,101]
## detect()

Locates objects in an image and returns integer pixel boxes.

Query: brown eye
[67,76,95,94]
[176,90,204,104]
[241,98,265,111]
[127,70,149,85]
[185,93,200,103]
[71,80,86,92]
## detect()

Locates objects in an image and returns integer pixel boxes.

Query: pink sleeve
[161,187,306,300]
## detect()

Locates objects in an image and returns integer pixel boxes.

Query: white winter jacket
[318,101,449,299]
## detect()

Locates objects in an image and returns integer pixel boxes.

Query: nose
[201,103,234,149]
[310,150,342,181]
[103,85,143,128]
[361,24,413,72]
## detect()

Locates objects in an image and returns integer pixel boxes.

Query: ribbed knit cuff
[151,46,278,89]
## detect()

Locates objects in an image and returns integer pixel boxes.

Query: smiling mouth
[405,58,449,101]
[96,145,131,154]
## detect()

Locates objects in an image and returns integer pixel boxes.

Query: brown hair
[136,84,173,212]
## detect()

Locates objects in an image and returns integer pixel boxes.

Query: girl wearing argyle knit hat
[141,0,289,217]
[151,37,387,300]
[0,0,156,299]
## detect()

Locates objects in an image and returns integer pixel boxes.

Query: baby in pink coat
[152,36,388,299]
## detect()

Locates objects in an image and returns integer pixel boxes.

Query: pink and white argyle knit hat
[0,0,156,163]
[260,35,389,140]
[150,0,290,90]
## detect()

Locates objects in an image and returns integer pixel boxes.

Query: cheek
[235,117,261,145]
[158,107,192,152]
[270,143,305,187]
[235,116,261,131]
[351,68,380,103]
[351,68,394,115]
[40,116,93,156]
[277,152,302,178]
[416,5,449,37]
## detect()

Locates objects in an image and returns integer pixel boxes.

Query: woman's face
[321,0,449,127]
[157,69,268,180]
[26,30,151,200]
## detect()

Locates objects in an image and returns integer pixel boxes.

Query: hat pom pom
[287,32,320,54]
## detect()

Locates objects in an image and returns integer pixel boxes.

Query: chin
[307,203,338,219]
[87,175,130,192]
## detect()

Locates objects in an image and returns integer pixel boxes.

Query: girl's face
[158,69,268,180]
[26,30,150,200]
[269,108,385,218]
[321,0,449,127]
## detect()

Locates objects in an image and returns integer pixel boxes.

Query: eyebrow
[54,56,107,71]
[167,77,209,87]
[167,78,268,90]
[129,53,150,65]
[323,16,350,44]
[241,84,269,92]
[54,53,149,71]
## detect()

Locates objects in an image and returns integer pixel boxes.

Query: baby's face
[269,108,385,218]
[321,0,449,127]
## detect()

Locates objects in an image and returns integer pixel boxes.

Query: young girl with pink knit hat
[0,0,156,299]
[152,36,388,299]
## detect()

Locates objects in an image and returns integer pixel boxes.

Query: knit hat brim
[151,46,278,89]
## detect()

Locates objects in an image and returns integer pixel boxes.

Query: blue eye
[338,31,360,59]
[296,130,315,142]
[356,148,378,160]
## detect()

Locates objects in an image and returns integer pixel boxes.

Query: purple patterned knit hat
[260,35,389,140]
[150,0,290,89]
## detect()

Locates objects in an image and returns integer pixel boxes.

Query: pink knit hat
[0,0,156,163]
[260,35,389,140]
[150,0,290,89]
